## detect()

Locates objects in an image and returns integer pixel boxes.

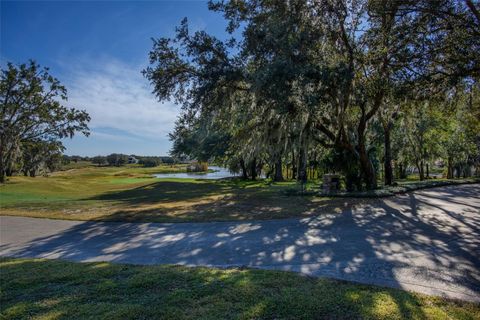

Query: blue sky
[1,0,228,156]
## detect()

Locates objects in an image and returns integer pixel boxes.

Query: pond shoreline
[153,166,237,180]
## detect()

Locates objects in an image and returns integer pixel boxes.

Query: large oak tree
[0,61,90,182]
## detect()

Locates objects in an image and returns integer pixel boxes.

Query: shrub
[91,156,107,166]
[139,157,161,167]
[106,154,128,166]
[187,162,208,172]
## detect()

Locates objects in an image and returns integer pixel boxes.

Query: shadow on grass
[2,257,471,319]
[85,179,369,222]
[89,180,232,204]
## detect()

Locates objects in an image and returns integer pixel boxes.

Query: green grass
[0,165,352,222]
[1,164,478,222]
[1,258,478,320]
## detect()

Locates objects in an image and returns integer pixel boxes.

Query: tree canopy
[0,60,90,181]
[144,0,480,190]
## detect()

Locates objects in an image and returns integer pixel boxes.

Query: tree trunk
[447,158,453,179]
[250,158,257,180]
[240,159,248,180]
[297,146,307,184]
[358,143,377,189]
[291,150,296,180]
[273,157,284,181]
[421,161,424,180]
[399,162,407,179]
[0,149,5,183]
[463,163,470,178]
[417,160,425,180]
[426,163,429,179]
[384,127,393,185]
[257,161,264,178]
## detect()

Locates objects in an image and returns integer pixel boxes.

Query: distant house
[128,156,139,164]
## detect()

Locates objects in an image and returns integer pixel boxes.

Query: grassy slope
[0,164,356,222]
[1,258,479,320]
[1,164,478,223]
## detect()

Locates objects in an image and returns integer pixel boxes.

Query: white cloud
[90,130,142,142]
[65,59,180,139]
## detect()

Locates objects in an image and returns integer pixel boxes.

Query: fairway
[2,165,478,223]
[0,164,356,223]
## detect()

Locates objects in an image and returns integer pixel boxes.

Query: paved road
[1,184,479,302]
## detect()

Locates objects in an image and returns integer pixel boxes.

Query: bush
[161,156,175,164]
[91,156,107,166]
[106,154,128,166]
[187,162,208,172]
[139,157,161,167]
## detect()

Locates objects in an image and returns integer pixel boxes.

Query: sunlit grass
[1,165,477,222]
[1,257,478,320]
[0,165,348,222]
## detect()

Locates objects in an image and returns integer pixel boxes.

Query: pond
[153,166,237,180]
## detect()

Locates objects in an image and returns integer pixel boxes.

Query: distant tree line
[89,154,174,167]
[139,156,175,167]
[63,155,91,163]
[145,0,480,190]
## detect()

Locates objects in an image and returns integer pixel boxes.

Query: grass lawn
[0,164,361,222]
[1,258,479,320]
[1,164,478,223]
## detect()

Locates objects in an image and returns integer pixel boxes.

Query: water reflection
[154,166,237,180]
